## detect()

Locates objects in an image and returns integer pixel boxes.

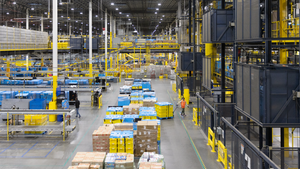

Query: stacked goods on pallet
[120,86,132,94]
[92,125,114,153]
[130,92,142,98]
[110,130,134,154]
[29,99,47,109]
[106,107,124,115]
[123,104,142,115]
[132,82,142,90]
[0,91,15,105]
[143,120,161,142]
[141,82,151,90]
[135,121,158,157]
[155,102,173,119]
[104,115,123,124]
[124,81,133,86]
[118,95,130,106]
[30,91,43,99]
[104,153,135,169]
[137,152,166,169]
[139,111,157,120]
[122,115,139,123]
[24,115,47,134]
[114,123,134,131]
[130,97,143,105]
[71,152,106,169]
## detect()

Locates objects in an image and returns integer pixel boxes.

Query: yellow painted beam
[284,128,289,157]
[280,0,287,38]
[280,49,288,64]
[205,43,217,82]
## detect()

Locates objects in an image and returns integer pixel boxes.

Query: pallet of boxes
[70,152,106,169]
[92,124,114,153]
[135,121,158,157]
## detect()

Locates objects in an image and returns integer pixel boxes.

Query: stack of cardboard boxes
[92,125,114,153]
[70,152,106,169]
[135,121,158,156]
[123,104,142,115]
[142,99,156,107]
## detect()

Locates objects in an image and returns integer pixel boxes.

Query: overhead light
[6,12,9,15]
[80,12,83,14]
[156,8,159,10]
[127,15,129,17]
[61,16,63,17]
[44,12,47,15]
[64,24,66,26]
[111,2,114,5]
[12,2,16,5]
[96,15,98,17]
[160,18,163,20]
[155,12,157,14]
[50,20,52,22]
[128,19,131,21]
[59,2,63,5]
[108,23,110,25]
[158,3,161,6]
[31,8,34,10]
[159,22,161,23]
[116,8,119,10]
[71,8,74,10]
[119,12,122,14]
[162,15,165,17]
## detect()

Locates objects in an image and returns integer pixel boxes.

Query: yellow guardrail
[172,83,176,93]
[207,127,216,152]
[193,108,201,126]
[217,140,228,169]
[99,95,102,109]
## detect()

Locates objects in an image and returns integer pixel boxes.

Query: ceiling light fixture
[71,8,74,10]
[111,3,114,5]
[162,15,165,17]
[119,12,122,14]
[127,15,129,17]
[128,19,131,21]
[12,2,16,5]
[44,12,47,15]
[158,3,161,6]
[6,12,9,15]
[156,8,159,10]
[155,12,157,14]
[116,8,119,10]
[31,8,34,10]
[80,12,83,14]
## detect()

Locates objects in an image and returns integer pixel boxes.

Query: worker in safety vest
[180,97,186,116]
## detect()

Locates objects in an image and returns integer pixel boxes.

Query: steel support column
[89,0,93,82]
[280,128,284,169]
[52,0,58,102]
[265,0,272,63]
[26,8,29,30]
[105,9,108,76]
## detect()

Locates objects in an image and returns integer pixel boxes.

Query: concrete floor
[0,79,223,169]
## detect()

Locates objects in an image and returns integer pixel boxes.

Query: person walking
[179,97,186,116]
[75,97,81,118]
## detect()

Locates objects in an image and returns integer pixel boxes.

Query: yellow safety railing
[178,89,181,100]
[172,83,176,93]
[217,140,228,169]
[207,127,216,152]
[193,108,201,126]
[99,95,102,109]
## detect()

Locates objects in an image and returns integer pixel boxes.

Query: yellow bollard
[184,88,190,105]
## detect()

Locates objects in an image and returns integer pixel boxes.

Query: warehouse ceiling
[0,0,180,35]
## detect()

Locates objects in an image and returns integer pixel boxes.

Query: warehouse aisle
[154,79,222,169]
[0,79,222,169]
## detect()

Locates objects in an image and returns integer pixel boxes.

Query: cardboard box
[114,123,133,130]
[89,165,101,169]
[78,163,90,169]
[68,166,78,169]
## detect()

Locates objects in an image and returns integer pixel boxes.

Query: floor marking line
[0,142,15,155]
[21,142,38,157]
[167,90,207,169]
[62,114,100,167]
[45,141,60,157]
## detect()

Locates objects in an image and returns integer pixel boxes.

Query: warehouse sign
[241,143,251,169]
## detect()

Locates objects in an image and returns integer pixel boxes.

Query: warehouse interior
[0,0,299,169]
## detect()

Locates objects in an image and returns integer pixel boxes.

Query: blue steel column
[221,0,226,103]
